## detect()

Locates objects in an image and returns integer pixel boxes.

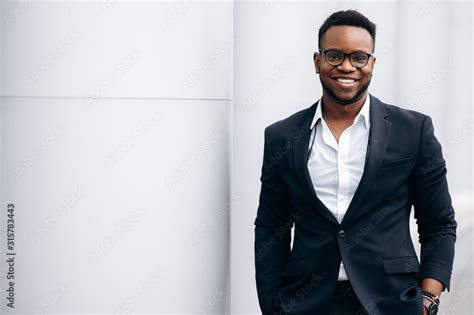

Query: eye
[326,51,342,62]
[352,53,368,62]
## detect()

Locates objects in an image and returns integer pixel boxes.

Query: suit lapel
[341,94,391,226]
[292,100,340,226]
[292,94,391,227]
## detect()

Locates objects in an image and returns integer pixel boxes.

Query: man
[254,10,456,315]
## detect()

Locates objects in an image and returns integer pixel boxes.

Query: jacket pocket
[382,256,420,274]
[380,156,413,169]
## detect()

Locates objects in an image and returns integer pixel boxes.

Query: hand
[423,306,428,315]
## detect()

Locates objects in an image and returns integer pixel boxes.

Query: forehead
[321,25,373,52]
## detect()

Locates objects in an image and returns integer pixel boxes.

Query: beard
[320,77,371,105]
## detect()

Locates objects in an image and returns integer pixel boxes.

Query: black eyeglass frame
[318,49,374,68]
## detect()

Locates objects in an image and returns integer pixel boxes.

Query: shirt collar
[310,94,371,130]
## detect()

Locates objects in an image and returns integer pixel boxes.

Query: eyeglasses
[319,49,373,68]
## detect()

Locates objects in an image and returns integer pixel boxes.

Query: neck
[321,92,368,122]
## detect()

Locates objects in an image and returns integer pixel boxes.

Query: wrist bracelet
[421,290,440,306]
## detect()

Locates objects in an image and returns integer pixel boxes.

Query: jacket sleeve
[411,115,457,292]
[254,126,293,314]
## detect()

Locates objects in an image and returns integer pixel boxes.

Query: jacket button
[338,230,345,237]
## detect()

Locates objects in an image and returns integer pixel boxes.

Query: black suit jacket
[254,94,457,315]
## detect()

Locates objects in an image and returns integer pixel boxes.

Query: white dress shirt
[307,95,371,281]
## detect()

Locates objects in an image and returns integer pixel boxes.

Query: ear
[371,56,376,69]
[313,51,321,74]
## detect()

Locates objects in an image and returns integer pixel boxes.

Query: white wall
[0,1,472,314]
[0,1,232,313]
[232,1,472,314]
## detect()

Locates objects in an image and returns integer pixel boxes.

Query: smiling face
[314,25,376,105]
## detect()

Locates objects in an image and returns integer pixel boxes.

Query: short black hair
[318,10,376,52]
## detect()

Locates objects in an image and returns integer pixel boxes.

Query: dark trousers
[328,280,368,315]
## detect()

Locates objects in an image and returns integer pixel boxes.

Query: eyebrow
[324,48,371,54]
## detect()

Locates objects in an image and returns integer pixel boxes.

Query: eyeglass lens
[325,50,369,67]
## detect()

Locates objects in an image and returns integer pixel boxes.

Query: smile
[333,77,358,86]
[337,78,355,83]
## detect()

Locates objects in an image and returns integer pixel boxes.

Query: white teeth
[337,78,355,83]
